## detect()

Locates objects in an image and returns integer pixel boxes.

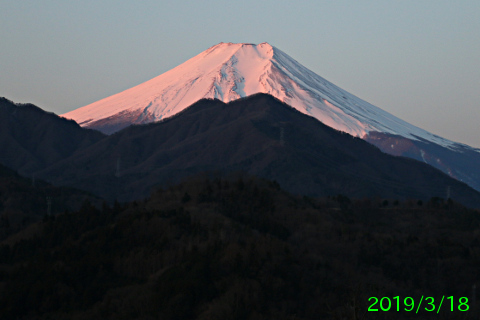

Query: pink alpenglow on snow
[61,42,459,150]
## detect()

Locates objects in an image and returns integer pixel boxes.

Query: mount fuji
[62,42,480,191]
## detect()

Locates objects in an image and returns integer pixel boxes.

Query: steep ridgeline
[0,97,105,176]
[46,94,480,207]
[61,42,480,192]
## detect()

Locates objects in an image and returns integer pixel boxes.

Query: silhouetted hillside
[2,95,480,208]
[39,94,480,207]
[0,97,105,175]
[1,175,479,319]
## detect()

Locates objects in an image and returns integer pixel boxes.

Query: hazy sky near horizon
[1,1,479,147]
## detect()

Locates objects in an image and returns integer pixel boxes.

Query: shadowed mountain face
[0,98,105,176]
[36,94,480,207]
[365,132,480,192]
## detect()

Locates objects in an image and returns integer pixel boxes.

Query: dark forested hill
[1,175,479,319]
[2,95,480,207]
[0,97,105,175]
[0,163,101,241]
[39,94,480,207]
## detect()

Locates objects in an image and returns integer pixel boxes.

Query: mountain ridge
[0,97,105,175]
[3,93,480,204]
[44,94,480,207]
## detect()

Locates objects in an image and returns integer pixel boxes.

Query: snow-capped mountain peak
[62,42,459,151]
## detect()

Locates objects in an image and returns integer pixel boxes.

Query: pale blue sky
[1,1,479,147]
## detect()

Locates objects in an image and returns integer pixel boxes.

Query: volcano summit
[61,42,453,145]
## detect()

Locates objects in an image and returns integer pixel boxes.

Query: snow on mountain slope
[62,42,469,152]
